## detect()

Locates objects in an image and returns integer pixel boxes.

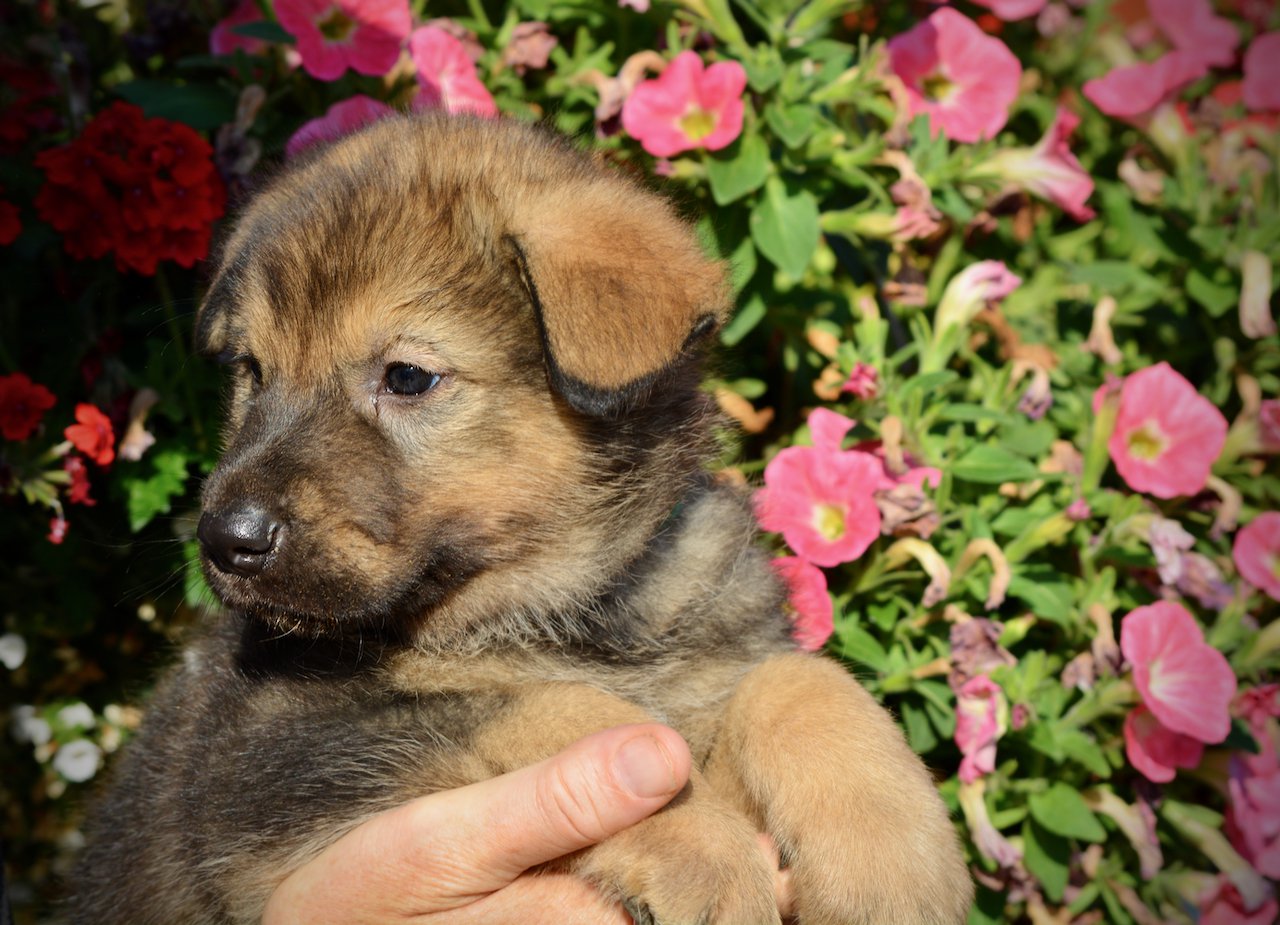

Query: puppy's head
[194,114,727,639]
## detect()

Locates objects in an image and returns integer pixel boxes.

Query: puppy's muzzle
[198,505,283,577]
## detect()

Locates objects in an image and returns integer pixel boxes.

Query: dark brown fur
[68,114,971,924]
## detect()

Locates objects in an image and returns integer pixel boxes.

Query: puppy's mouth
[196,505,481,637]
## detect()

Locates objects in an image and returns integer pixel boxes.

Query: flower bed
[0,0,1276,921]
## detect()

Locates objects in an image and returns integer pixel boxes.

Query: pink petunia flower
[1234,512,1280,602]
[955,674,1007,784]
[409,26,498,117]
[970,0,1048,21]
[1083,50,1208,119]
[286,95,397,159]
[1226,754,1280,879]
[1124,703,1205,783]
[972,107,1095,220]
[887,8,1022,143]
[1120,600,1236,744]
[1243,33,1280,113]
[771,556,834,652]
[620,51,747,158]
[1107,362,1227,498]
[210,0,269,57]
[275,0,411,81]
[841,362,879,400]
[755,409,883,567]
[1149,0,1240,69]
[1198,876,1279,925]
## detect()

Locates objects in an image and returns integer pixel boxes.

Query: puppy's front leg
[474,682,781,925]
[704,654,972,925]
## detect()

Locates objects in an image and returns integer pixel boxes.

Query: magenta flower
[1107,362,1228,498]
[210,0,268,57]
[972,107,1095,220]
[620,51,747,158]
[275,0,411,81]
[887,8,1022,143]
[286,95,396,159]
[1243,33,1280,113]
[1120,600,1236,744]
[1234,512,1280,602]
[771,556,833,652]
[1149,0,1240,69]
[1124,703,1205,783]
[1083,50,1208,119]
[755,409,883,567]
[970,0,1047,21]
[1198,876,1279,925]
[841,362,879,400]
[955,675,1006,784]
[409,26,497,117]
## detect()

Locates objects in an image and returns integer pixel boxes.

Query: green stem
[1060,677,1137,729]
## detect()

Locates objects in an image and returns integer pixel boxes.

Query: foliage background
[1,0,1277,922]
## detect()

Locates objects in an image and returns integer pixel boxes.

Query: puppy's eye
[383,363,441,396]
[215,350,263,386]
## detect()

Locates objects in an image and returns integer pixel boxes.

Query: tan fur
[70,114,971,925]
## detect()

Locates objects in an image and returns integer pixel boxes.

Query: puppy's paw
[578,798,780,925]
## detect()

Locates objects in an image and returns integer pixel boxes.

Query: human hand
[262,723,793,925]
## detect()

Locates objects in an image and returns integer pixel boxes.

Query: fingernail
[613,735,678,799]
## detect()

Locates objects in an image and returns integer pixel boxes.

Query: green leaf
[1007,576,1074,625]
[705,133,770,205]
[1028,783,1107,843]
[836,622,889,672]
[123,450,189,533]
[1186,268,1238,318]
[114,80,237,130]
[741,45,784,92]
[229,20,295,44]
[1000,419,1056,459]
[749,177,820,279]
[1058,728,1111,777]
[721,292,766,346]
[967,887,1006,925]
[901,700,939,754]
[1022,819,1070,902]
[951,445,1040,484]
[765,103,816,149]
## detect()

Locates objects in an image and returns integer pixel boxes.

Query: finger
[263,724,690,924]
[430,872,632,925]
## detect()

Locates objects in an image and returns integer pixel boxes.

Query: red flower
[620,51,748,157]
[1234,512,1280,602]
[1105,362,1227,498]
[276,0,412,81]
[64,455,96,507]
[409,26,498,117]
[287,95,397,159]
[35,102,225,275]
[0,372,56,440]
[64,403,115,467]
[1120,600,1236,744]
[48,516,68,545]
[771,556,833,652]
[887,7,1022,143]
[0,58,60,153]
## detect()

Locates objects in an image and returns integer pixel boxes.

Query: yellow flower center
[1126,422,1167,461]
[679,107,717,142]
[814,503,846,542]
[318,7,356,42]
[921,72,957,104]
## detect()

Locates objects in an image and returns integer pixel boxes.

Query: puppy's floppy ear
[508,173,728,417]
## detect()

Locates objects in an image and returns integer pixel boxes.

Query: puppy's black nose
[197,506,282,576]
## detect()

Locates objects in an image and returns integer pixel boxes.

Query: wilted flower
[286,95,397,159]
[972,108,1095,221]
[275,0,411,81]
[1148,516,1195,585]
[620,51,747,157]
[771,556,833,652]
[1233,512,1280,602]
[410,26,498,117]
[1120,600,1236,744]
[502,22,557,75]
[950,618,1016,688]
[52,738,103,783]
[1243,32,1280,113]
[1106,362,1227,498]
[887,8,1022,143]
[959,778,1022,868]
[933,261,1021,345]
[1124,703,1205,783]
[0,633,26,671]
[64,403,115,467]
[755,409,883,567]
[0,372,56,441]
[1084,788,1163,879]
[1239,251,1275,339]
[1177,553,1234,611]
[955,674,1007,783]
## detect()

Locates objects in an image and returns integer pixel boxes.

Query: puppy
[68,114,971,924]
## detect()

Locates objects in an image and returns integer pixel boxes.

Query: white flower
[0,632,26,670]
[11,705,52,746]
[53,739,103,783]
[57,702,97,731]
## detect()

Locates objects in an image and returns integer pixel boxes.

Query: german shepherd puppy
[68,114,971,924]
